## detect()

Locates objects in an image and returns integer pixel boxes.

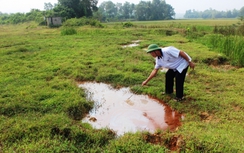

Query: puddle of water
[79,82,183,136]
[122,40,140,48]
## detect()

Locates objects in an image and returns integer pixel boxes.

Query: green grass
[0,20,244,152]
[108,19,239,27]
[199,34,244,66]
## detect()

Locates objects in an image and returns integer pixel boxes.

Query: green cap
[147,44,161,53]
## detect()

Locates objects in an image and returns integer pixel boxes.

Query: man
[142,44,195,101]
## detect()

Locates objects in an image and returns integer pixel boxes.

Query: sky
[0,0,244,14]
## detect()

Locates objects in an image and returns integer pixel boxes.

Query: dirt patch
[143,133,186,152]
[199,112,213,123]
[210,64,237,71]
[202,55,228,66]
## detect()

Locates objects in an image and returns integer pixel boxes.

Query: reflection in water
[79,82,183,136]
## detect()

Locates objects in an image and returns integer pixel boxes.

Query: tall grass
[201,34,244,66]
[181,19,244,66]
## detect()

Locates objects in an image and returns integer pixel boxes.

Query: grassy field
[0,19,244,152]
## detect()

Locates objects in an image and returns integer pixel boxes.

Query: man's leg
[165,69,175,94]
[175,67,188,99]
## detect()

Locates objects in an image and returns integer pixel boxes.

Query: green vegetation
[184,6,244,19]
[0,0,175,25]
[1,19,244,152]
[1,0,244,26]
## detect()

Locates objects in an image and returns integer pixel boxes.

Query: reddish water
[79,82,183,136]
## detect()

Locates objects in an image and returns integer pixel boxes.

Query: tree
[53,4,76,18]
[99,1,117,20]
[232,9,239,18]
[121,2,131,19]
[151,0,162,20]
[135,0,174,21]
[79,0,98,17]
[44,2,54,11]
[226,10,232,18]
[135,1,152,21]
[201,9,212,19]
[9,13,25,24]
[93,9,103,21]
[184,9,201,18]
[98,1,137,21]
[129,3,135,19]
[163,3,175,19]
[54,0,98,18]
[184,8,241,19]
[58,0,80,17]
[116,2,123,18]
[25,9,44,23]
[240,6,244,17]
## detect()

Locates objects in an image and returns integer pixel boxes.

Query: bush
[61,27,77,35]
[123,22,134,28]
[62,17,104,28]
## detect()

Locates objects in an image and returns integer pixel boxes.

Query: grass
[199,34,244,66]
[0,19,244,152]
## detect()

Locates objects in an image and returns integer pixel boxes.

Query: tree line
[0,0,174,24]
[0,0,244,24]
[96,0,175,21]
[184,7,244,19]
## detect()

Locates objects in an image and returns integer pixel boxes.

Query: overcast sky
[0,0,243,14]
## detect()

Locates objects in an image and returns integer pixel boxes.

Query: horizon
[0,0,243,15]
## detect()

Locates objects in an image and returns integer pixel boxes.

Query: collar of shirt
[157,50,163,59]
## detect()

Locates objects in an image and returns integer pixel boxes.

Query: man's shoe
[174,97,185,102]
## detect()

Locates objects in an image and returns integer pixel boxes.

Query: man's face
[150,50,161,58]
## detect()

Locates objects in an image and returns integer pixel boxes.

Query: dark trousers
[165,67,188,98]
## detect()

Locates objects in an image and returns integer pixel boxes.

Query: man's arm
[179,51,195,70]
[142,69,159,86]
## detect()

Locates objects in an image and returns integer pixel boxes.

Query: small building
[46,17,62,27]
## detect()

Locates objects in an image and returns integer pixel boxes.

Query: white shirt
[154,46,191,73]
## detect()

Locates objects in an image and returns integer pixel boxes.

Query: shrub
[62,17,104,28]
[61,27,77,35]
[123,22,134,28]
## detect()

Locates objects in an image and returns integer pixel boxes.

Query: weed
[61,27,77,35]
[123,22,134,28]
